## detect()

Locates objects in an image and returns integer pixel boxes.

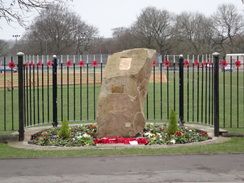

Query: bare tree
[0,39,10,56]
[0,0,71,27]
[132,7,174,56]
[20,3,98,55]
[211,4,244,54]
[174,12,214,55]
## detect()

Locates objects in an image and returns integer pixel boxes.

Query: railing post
[52,55,58,127]
[18,52,25,141]
[179,54,185,126]
[213,52,220,137]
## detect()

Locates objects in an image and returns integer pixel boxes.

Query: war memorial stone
[97,48,157,138]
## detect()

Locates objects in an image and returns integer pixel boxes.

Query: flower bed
[29,123,211,147]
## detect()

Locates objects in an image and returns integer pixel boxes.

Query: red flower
[152,60,157,66]
[202,60,207,67]
[79,61,85,67]
[37,61,42,67]
[164,60,170,67]
[24,62,28,67]
[47,61,52,67]
[8,62,15,69]
[235,61,241,68]
[221,60,228,68]
[30,61,34,67]
[208,61,213,66]
[184,60,189,67]
[92,60,98,67]
[66,60,72,67]
[194,60,199,67]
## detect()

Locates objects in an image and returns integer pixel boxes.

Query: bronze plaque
[112,85,124,93]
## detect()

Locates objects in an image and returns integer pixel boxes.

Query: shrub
[58,119,70,139]
[166,109,179,136]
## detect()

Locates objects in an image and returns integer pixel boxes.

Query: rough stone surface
[97,48,157,138]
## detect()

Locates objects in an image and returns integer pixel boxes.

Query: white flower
[156,133,162,137]
[76,136,81,139]
[171,139,176,144]
[82,133,91,138]
[144,132,153,137]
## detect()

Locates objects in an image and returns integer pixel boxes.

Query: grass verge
[0,137,243,159]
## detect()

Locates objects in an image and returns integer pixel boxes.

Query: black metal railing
[0,53,243,137]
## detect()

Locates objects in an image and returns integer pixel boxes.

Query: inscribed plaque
[119,57,132,70]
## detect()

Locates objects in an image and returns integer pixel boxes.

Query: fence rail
[0,53,243,136]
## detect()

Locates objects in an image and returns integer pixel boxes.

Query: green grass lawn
[0,137,243,159]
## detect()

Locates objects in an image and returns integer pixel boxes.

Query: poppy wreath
[194,60,199,67]
[184,60,189,67]
[79,61,85,67]
[92,60,98,67]
[164,60,170,67]
[24,62,28,67]
[235,61,241,68]
[202,60,207,67]
[37,61,42,68]
[66,60,72,67]
[30,62,34,67]
[93,137,148,145]
[152,60,157,66]
[221,60,228,67]
[208,61,213,66]
[8,62,15,69]
[47,61,52,67]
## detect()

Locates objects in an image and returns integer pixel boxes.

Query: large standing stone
[97,48,157,138]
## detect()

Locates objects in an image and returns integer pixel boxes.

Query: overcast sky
[0,0,243,41]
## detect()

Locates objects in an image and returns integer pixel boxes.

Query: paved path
[0,154,244,183]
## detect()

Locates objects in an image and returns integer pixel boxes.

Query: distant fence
[0,53,243,137]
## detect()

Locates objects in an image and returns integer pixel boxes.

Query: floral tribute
[92,60,98,67]
[66,60,72,67]
[29,123,211,147]
[221,60,228,67]
[202,61,207,67]
[8,62,15,69]
[152,60,157,66]
[79,61,85,67]
[235,61,241,68]
[47,61,52,67]
[164,60,170,67]
[194,61,199,67]
[37,61,42,67]
[184,60,189,67]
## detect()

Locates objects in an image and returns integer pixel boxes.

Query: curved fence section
[0,54,243,134]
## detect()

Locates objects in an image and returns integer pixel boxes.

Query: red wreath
[24,62,28,67]
[164,60,170,67]
[208,61,213,66]
[235,61,241,68]
[221,60,228,67]
[66,60,72,67]
[79,61,85,67]
[37,61,42,67]
[8,62,15,69]
[47,61,52,67]
[202,60,207,67]
[92,60,98,67]
[93,137,148,145]
[152,60,157,66]
[194,60,199,67]
[184,60,189,67]
[30,61,34,67]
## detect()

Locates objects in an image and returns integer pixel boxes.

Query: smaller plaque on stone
[112,85,124,93]
[119,57,132,70]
